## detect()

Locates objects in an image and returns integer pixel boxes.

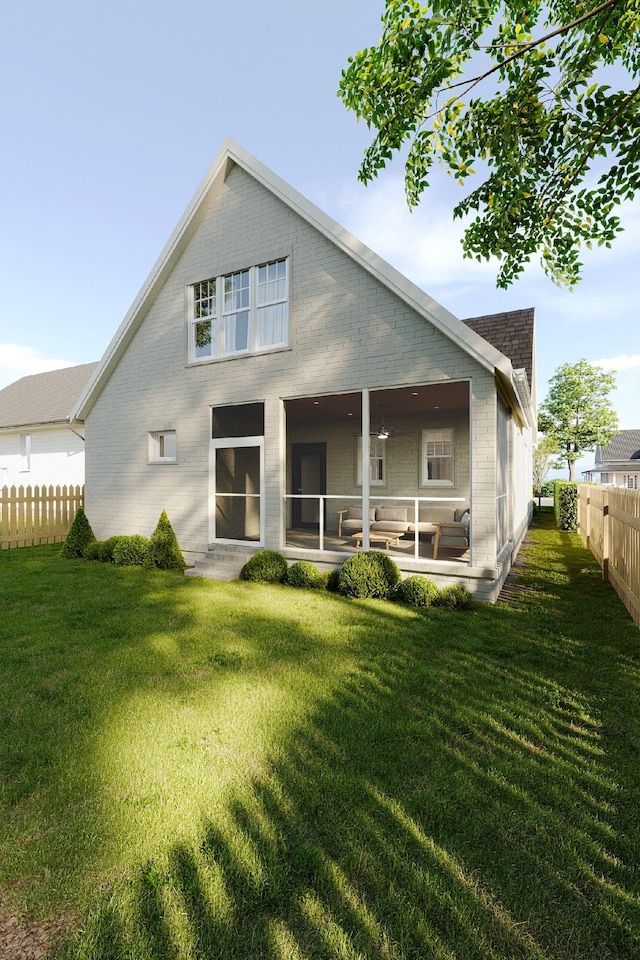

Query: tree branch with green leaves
[338,0,640,288]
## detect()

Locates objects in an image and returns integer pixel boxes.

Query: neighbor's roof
[597,429,640,462]
[0,362,98,430]
[71,139,535,427]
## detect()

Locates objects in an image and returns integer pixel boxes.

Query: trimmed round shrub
[83,540,102,561]
[98,536,127,563]
[112,534,150,567]
[371,551,401,592]
[241,549,288,583]
[395,575,439,608]
[61,506,96,559]
[433,584,475,610]
[283,560,323,589]
[323,568,342,593]
[338,550,400,600]
[145,510,186,570]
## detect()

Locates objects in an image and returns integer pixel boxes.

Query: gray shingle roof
[462,308,535,387]
[597,429,640,462]
[0,363,98,430]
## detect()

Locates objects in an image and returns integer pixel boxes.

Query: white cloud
[320,174,498,292]
[0,344,77,390]
[591,354,640,372]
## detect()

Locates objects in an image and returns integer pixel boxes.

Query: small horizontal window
[149,430,177,463]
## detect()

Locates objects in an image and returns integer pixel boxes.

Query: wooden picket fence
[577,484,640,629]
[0,484,84,549]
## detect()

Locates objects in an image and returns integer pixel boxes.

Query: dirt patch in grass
[0,910,68,959]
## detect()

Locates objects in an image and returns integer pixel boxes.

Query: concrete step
[185,545,256,581]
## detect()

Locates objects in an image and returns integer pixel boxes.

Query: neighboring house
[71,140,536,601]
[0,363,97,488]
[583,430,640,488]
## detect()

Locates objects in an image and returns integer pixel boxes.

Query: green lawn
[1,511,639,959]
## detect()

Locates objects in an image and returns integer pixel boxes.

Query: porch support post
[362,389,370,550]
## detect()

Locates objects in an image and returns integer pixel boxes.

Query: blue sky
[1,0,638,479]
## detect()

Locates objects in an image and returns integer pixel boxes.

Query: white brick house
[0,363,97,487]
[71,141,536,601]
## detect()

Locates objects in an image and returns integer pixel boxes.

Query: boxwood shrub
[433,584,475,610]
[61,506,96,559]
[112,534,150,567]
[97,536,128,563]
[324,568,342,593]
[83,540,102,561]
[338,550,400,600]
[242,549,288,583]
[283,560,323,589]
[144,510,186,570]
[395,574,439,608]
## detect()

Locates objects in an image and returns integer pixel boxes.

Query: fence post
[602,488,609,582]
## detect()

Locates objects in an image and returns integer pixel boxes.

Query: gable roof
[71,139,534,427]
[597,429,640,463]
[0,362,98,430]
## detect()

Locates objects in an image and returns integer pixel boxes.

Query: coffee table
[351,531,400,551]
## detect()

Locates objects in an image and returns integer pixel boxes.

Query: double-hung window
[190,258,288,361]
[357,436,386,485]
[422,427,454,484]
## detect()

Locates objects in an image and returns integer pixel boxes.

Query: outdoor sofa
[337,503,469,539]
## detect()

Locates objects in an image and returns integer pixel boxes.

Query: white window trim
[356,435,386,486]
[421,427,454,486]
[149,430,177,464]
[189,258,289,364]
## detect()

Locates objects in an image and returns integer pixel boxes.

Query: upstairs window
[422,427,454,484]
[190,258,288,362]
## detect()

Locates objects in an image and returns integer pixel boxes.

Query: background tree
[532,434,559,507]
[538,358,619,480]
[338,0,640,288]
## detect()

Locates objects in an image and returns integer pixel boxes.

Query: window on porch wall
[357,436,385,485]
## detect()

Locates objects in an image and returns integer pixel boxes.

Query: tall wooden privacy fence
[1,485,84,549]
[577,484,640,628]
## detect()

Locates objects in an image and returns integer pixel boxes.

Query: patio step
[185,544,256,581]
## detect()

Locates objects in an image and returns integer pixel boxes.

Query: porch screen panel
[215,445,261,541]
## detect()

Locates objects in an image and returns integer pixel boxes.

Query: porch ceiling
[285,382,469,423]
